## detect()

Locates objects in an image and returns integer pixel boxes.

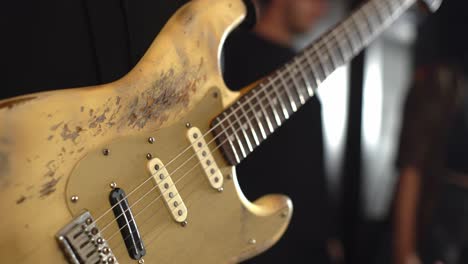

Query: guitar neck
[213,0,416,165]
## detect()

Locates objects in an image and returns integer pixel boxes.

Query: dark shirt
[223,29,330,263]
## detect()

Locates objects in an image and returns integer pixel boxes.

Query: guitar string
[98,0,406,254]
[93,0,398,232]
[94,0,395,234]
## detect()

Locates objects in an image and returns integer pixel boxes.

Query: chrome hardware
[110,181,117,189]
[248,238,257,245]
[70,195,79,203]
[185,122,192,128]
[148,137,155,144]
[146,153,153,160]
[56,211,118,264]
[102,148,110,156]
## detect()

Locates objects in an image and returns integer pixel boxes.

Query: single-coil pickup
[187,127,223,189]
[147,158,188,223]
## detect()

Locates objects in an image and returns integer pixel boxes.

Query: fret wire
[217,117,241,164]
[225,112,247,159]
[368,0,386,23]
[332,27,351,62]
[268,78,290,120]
[286,63,306,105]
[260,84,283,127]
[234,102,255,151]
[294,57,315,97]
[247,94,267,140]
[324,34,341,68]
[362,3,379,33]
[239,100,260,146]
[304,48,324,85]
[253,88,275,133]
[375,0,392,19]
[351,12,370,47]
[329,28,347,64]
[342,19,360,55]
[278,70,298,112]
[313,40,332,76]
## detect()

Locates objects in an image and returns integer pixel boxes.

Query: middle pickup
[147,158,188,223]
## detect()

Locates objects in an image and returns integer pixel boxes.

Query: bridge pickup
[187,127,223,189]
[56,211,118,264]
[109,188,146,260]
[147,158,188,222]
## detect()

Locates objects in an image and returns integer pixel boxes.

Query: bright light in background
[362,46,383,149]
[317,66,349,193]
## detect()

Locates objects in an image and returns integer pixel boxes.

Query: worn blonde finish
[0,0,292,263]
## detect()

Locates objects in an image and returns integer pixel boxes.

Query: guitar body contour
[0,0,292,263]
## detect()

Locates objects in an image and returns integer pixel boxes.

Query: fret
[329,29,346,65]
[260,85,283,128]
[375,0,393,20]
[342,19,361,55]
[278,71,298,112]
[368,0,386,23]
[235,101,258,149]
[383,0,400,13]
[332,27,352,62]
[240,100,261,146]
[304,48,324,85]
[313,41,332,76]
[253,88,275,134]
[362,2,381,34]
[351,12,370,47]
[246,94,267,140]
[286,63,306,105]
[217,116,241,164]
[295,57,315,97]
[268,78,290,120]
[225,112,247,159]
[324,35,342,68]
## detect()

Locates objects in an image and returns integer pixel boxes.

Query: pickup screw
[102,149,110,156]
[110,182,117,189]
[138,259,145,264]
[185,122,191,128]
[71,195,79,203]
[102,247,110,255]
[146,153,153,160]
[91,227,99,235]
[148,137,155,144]
[154,164,160,171]
[181,221,188,227]
[248,238,257,245]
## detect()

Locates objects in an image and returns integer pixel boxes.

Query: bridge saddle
[56,211,118,264]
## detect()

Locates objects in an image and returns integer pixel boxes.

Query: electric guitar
[0,0,441,263]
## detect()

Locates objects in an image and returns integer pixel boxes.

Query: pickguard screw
[226,174,232,180]
[110,182,117,189]
[102,149,110,156]
[185,122,192,128]
[138,259,145,264]
[217,187,224,192]
[281,211,288,218]
[107,256,115,264]
[181,221,188,227]
[248,238,257,245]
[213,91,219,98]
[71,195,79,203]
[148,137,155,144]
[146,153,153,160]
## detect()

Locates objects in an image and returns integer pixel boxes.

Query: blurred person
[393,2,468,264]
[223,0,343,263]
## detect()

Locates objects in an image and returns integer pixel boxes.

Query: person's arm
[394,166,422,264]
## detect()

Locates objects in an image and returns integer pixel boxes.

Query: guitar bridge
[56,211,118,264]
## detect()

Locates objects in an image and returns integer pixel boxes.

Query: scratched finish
[0,0,292,263]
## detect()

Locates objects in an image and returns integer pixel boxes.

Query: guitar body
[0,0,292,263]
